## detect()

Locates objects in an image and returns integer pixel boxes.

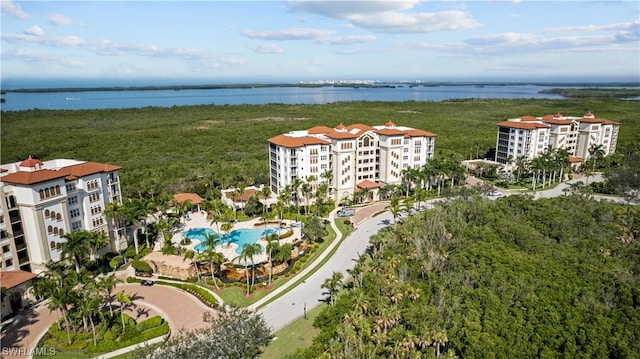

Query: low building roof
[2,161,121,185]
[173,193,204,205]
[497,120,549,130]
[224,188,257,203]
[1,270,37,289]
[357,180,381,189]
[268,134,330,148]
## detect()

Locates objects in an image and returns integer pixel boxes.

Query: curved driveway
[0,283,212,359]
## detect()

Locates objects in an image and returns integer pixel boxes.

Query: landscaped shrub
[343,219,351,225]
[279,229,294,240]
[109,255,124,270]
[124,247,137,259]
[131,260,153,274]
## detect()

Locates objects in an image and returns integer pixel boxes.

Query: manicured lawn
[259,303,325,359]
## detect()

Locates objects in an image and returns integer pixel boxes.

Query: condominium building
[268,122,436,202]
[0,157,123,273]
[495,112,620,165]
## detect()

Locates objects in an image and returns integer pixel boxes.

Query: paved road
[258,206,394,332]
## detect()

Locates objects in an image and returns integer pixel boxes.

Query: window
[2,245,10,253]
[68,196,78,205]
[48,225,53,233]
[5,259,12,268]
[66,183,76,192]
[72,221,82,230]
[45,209,50,218]
[70,209,81,218]
[50,241,56,249]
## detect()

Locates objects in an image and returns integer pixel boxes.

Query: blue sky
[1,1,639,84]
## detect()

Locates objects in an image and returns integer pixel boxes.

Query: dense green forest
[296,195,640,358]
[2,99,639,198]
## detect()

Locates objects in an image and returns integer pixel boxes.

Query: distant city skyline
[1,1,639,85]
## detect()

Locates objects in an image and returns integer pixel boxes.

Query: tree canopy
[301,194,640,358]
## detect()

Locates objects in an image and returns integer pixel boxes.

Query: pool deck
[167,211,302,264]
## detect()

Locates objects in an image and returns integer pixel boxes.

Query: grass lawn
[259,303,326,359]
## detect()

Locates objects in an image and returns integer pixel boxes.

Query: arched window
[48,225,53,233]
[50,241,56,249]
[45,209,50,218]
[55,186,61,195]
[53,227,59,235]
[50,211,56,219]
[59,229,64,236]
[45,188,51,198]
[40,190,45,200]
[56,213,62,221]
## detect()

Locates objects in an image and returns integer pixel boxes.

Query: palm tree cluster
[32,261,125,347]
[401,154,468,200]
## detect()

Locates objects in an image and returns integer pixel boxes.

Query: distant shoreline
[2,81,638,93]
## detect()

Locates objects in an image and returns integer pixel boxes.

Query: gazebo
[173,193,204,212]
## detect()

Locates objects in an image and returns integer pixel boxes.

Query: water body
[0,83,602,111]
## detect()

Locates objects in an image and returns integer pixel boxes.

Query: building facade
[495,112,620,165]
[268,122,436,202]
[0,157,123,273]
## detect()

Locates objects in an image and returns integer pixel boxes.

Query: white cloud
[287,0,480,33]
[48,13,79,27]
[247,44,284,54]
[323,34,376,45]
[1,0,29,20]
[24,25,45,37]
[349,10,481,33]
[242,27,336,41]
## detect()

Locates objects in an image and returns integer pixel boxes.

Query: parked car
[489,191,503,197]
[141,280,155,286]
[337,208,355,217]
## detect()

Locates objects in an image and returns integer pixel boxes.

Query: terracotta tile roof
[497,120,549,130]
[307,126,334,134]
[578,117,603,123]
[268,134,330,148]
[346,123,375,133]
[324,131,359,139]
[173,193,204,205]
[519,116,538,121]
[375,128,405,136]
[602,119,621,125]
[357,180,381,189]
[569,156,584,163]
[404,129,436,137]
[0,270,37,289]
[1,161,121,185]
[224,188,257,202]
[542,117,574,125]
[20,155,44,168]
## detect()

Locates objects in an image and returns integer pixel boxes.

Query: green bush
[109,255,123,270]
[135,316,164,332]
[131,260,153,274]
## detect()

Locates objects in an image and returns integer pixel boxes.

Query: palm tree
[184,249,201,281]
[265,233,278,286]
[115,290,132,333]
[220,221,234,248]
[87,231,109,261]
[97,274,122,316]
[240,243,262,295]
[320,169,333,199]
[322,271,344,306]
[201,232,222,287]
[77,288,101,346]
[301,182,312,214]
[390,197,401,224]
[60,231,91,272]
[587,143,605,185]
[104,200,127,252]
[401,167,419,197]
[258,186,272,214]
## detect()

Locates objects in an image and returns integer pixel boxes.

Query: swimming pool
[187,227,279,255]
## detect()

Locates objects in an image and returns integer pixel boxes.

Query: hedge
[126,277,217,308]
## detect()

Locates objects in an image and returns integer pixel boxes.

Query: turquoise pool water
[187,227,278,255]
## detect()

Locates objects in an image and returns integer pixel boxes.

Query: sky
[1,0,639,85]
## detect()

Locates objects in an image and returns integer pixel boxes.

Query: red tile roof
[602,119,621,125]
[0,270,37,289]
[375,128,405,136]
[224,188,257,202]
[173,193,204,205]
[346,124,375,133]
[497,120,549,130]
[324,131,359,139]
[357,180,381,189]
[404,129,436,137]
[1,161,121,185]
[307,126,334,134]
[519,116,538,121]
[268,134,330,148]
[20,155,44,168]
[569,156,583,163]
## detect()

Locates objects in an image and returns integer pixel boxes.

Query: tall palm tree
[104,201,126,253]
[97,274,122,316]
[587,143,605,185]
[320,169,333,199]
[220,221,234,248]
[265,233,278,286]
[258,186,271,214]
[60,231,91,273]
[301,182,312,214]
[240,243,261,295]
[87,231,109,261]
[183,249,201,281]
[115,290,132,333]
[322,271,344,306]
